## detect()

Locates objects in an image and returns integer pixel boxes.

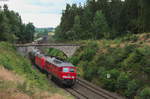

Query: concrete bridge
[15,44,81,57]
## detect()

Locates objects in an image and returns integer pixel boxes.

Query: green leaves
[0,42,50,90]
[0,5,35,43]
[47,48,67,60]
[140,87,150,99]
[92,10,110,39]
[69,41,150,98]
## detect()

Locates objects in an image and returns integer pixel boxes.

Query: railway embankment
[0,42,74,99]
[67,33,150,99]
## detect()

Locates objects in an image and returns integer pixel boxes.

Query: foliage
[139,87,150,99]
[54,0,150,41]
[0,5,35,43]
[125,79,140,98]
[69,40,150,98]
[92,10,110,39]
[0,42,74,98]
[47,48,67,60]
[35,27,54,38]
[68,56,80,65]
[0,42,52,90]
[79,41,98,61]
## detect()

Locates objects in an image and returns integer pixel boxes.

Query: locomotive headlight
[72,76,75,78]
[63,75,75,78]
[62,76,68,78]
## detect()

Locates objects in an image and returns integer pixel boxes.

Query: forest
[55,0,150,41]
[0,5,35,43]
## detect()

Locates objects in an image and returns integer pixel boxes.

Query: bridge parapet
[15,43,81,57]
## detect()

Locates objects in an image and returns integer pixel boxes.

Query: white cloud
[21,13,61,28]
[0,0,85,27]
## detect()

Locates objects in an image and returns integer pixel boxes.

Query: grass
[0,42,74,99]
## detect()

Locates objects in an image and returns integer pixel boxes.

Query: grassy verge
[0,42,74,99]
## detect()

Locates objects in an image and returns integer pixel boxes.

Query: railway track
[65,88,88,99]
[65,78,124,99]
[30,55,123,99]
[32,64,123,99]
[32,64,124,99]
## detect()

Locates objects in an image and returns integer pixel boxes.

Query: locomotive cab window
[63,68,69,72]
[63,68,75,72]
[70,68,74,72]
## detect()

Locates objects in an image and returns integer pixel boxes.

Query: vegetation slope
[47,33,150,99]
[67,33,150,99]
[0,42,73,99]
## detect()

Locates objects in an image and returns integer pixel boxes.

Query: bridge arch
[15,44,81,57]
[46,47,68,59]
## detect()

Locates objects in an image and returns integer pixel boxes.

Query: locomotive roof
[46,57,74,67]
[32,48,74,67]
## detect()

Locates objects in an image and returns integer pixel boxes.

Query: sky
[0,0,86,28]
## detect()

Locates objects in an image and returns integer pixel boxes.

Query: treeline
[0,5,35,43]
[55,0,150,40]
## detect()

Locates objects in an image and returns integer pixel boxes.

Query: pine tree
[72,15,82,40]
[92,10,110,39]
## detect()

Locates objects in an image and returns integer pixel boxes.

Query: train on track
[29,48,77,87]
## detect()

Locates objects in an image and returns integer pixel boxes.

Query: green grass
[0,42,74,99]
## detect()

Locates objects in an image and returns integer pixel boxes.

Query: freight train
[29,48,77,87]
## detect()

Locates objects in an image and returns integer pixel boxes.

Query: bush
[140,87,150,99]
[0,42,51,90]
[70,40,150,98]
[121,34,138,42]
[100,69,120,91]
[122,49,142,70]
[47,48,67,60]
[80,48,96,61]
[68,56,80,65]
[125,79,140,98]
[117,72,130,90]
[78,41,98,61]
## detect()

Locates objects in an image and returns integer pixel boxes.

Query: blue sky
[0,0,86,27]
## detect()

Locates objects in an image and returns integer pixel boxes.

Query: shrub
[71,40,150,98]
[137,46,150,74]
[101,69,120,91]
[122,50,142,70]
[125,79,140,98]
[79,41,98,61]
[0,42,51,90]
[117,72,130,90]
[3,61,13,70]
[80,48,96,61]
[47,48,67,60]
[68,56,80,65]
[140,87,150,99]
[121,34,138,42]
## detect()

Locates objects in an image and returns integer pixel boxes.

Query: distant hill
[35,27,55,33]
[35,27,55,38]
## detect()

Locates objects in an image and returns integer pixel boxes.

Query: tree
[0,11,11,41]
[71,15,82,40]
[0,4,35,43]
[24,23,35,43]
[54,0,150,41]
[92,10,110,39]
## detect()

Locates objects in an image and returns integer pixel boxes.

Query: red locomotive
[29,48,77,87]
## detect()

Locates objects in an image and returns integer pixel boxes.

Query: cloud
[0,0,86,27]
[21,13,61,28]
